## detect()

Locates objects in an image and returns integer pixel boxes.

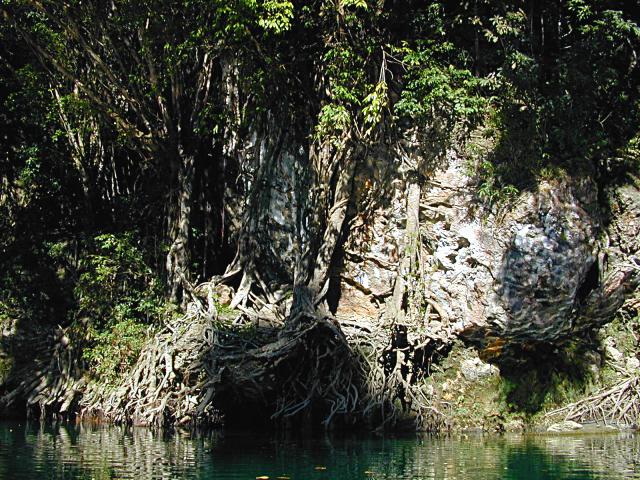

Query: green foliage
[0,356,13,384]
[73,233,164,327]
[390,6,488,157]
[71,233,167,378]
[315,103,351,143]
[342,0,368,10]
[0,22,80,330]
[361,81,388,138]
[474,1,640,194]
[82,319,149,381]
[498,341,600,416]
[477,159,519,204]
[395,43,486,130]
[258,1,294,34]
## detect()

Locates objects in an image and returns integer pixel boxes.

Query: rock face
[495,184,598,341]
[337,149,639,355]
[420,156,603,345]
[219,122,639,357]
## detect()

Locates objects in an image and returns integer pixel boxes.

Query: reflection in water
[0,421,639,479]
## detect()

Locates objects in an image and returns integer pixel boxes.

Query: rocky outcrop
[336,150,640,358]
[547,420,583,432]
[460,358,499,381]
[422,159,603,346]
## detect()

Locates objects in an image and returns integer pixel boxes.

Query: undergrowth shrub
[73,233,171,380]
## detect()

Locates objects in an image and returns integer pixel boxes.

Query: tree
[2,0,253,303]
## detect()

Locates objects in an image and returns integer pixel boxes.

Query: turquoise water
[0,421,639,479]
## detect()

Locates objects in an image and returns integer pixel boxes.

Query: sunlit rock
[547,420,583,432]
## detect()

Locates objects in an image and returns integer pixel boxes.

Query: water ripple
[0,422,638,479]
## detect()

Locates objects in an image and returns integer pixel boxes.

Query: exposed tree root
[342,315,453,431]
[0,326,85,417]
[73,146,460,431]
[69,273,456,431]
[546,376,640,426]
[1,135,459,431]
[81,308,219,427]
[72,285,360,428]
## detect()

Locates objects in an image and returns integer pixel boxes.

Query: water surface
[0,421,638,479]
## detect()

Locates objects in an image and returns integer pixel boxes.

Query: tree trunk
[388,177,421,323]
[166,149,194,306]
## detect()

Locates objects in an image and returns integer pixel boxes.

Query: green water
[0,421,639,479]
